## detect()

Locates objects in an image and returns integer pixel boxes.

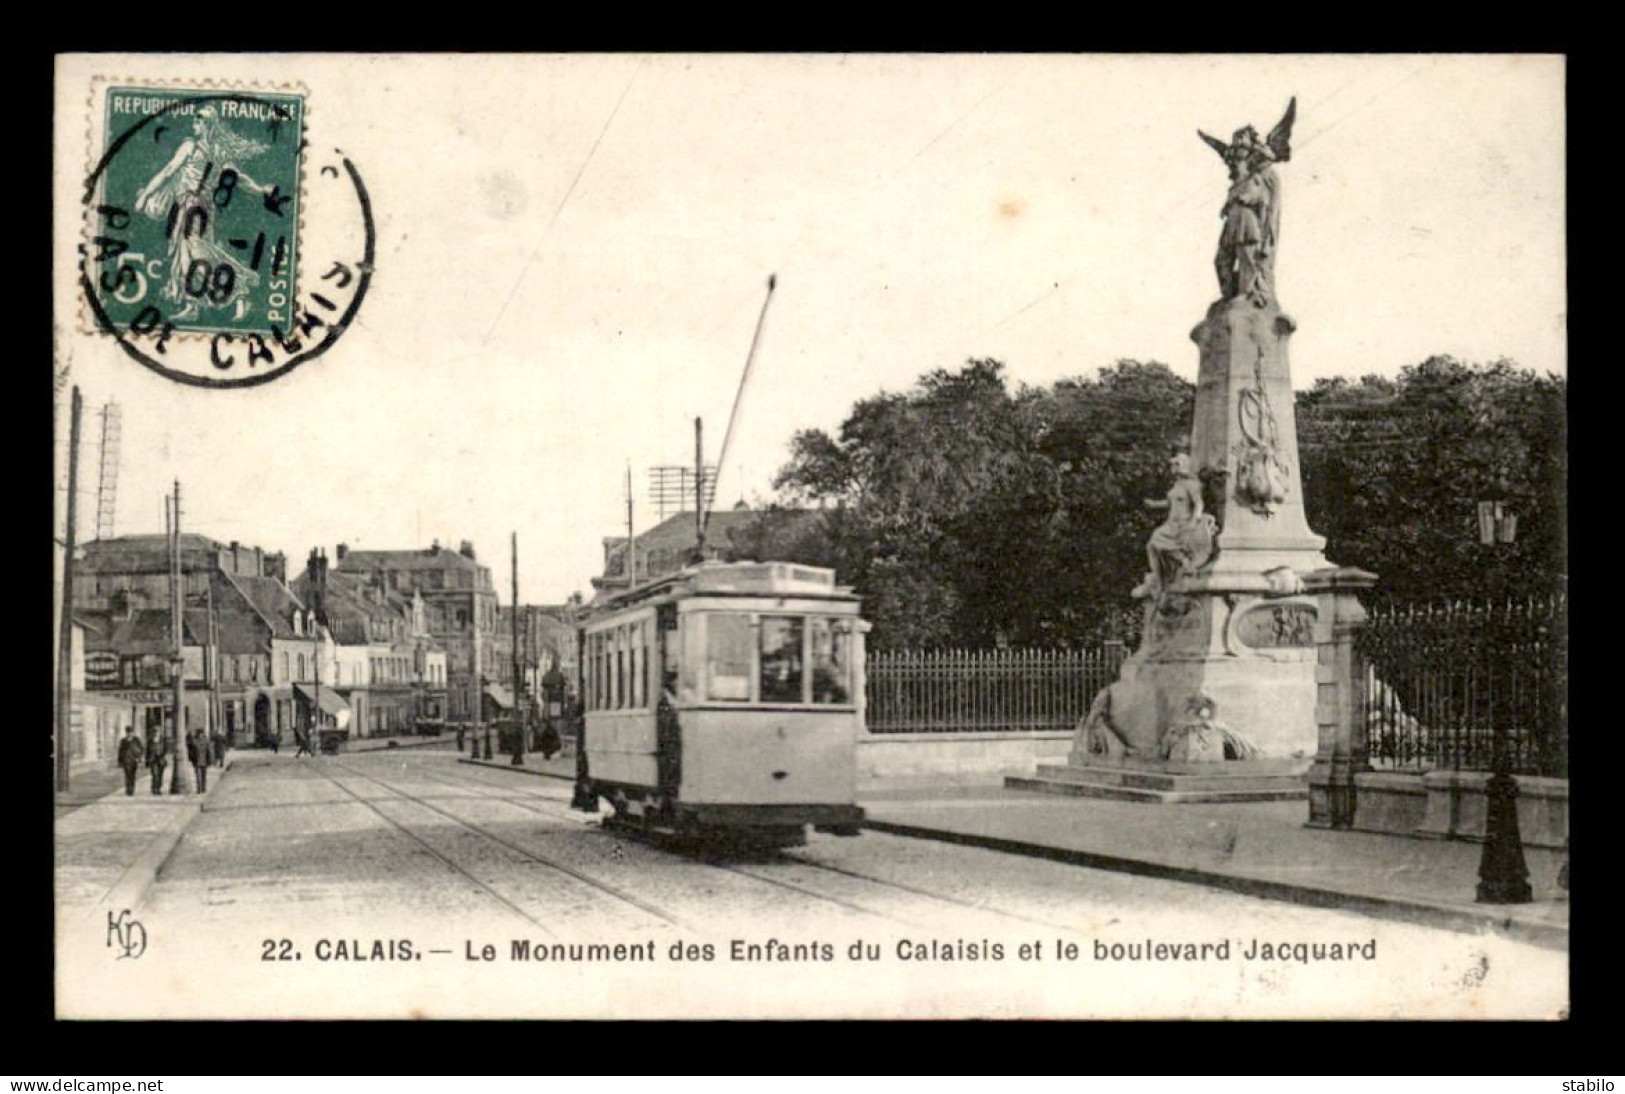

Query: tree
[1297,357,1566,602]
[759,353,1563,649]
[768,359,1190,648]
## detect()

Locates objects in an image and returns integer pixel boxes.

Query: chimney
[306,548,328,624]
[459,540,476,560]
[336,542,349,562]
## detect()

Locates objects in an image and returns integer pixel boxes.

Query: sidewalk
[461,757,1568,947]
[53,763,130,817]
[459,751,575,780]
[54,757,234,912]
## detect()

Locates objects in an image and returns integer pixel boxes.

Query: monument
[1011,98,1376,804]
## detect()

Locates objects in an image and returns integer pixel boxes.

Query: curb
[99,760,233,914]
[344,737,462,754]
[458,757,574,782]
[860,817,1570,952]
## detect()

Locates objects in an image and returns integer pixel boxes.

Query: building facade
[332,541,494,727]
[294,548,448,737]
[74,534,328,748]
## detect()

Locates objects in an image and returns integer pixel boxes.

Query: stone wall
[857,730,1073,785]
[1352,770,1568,849]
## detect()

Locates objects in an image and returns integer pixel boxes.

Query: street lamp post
[1472,498,1534,904]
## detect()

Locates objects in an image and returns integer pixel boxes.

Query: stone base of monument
[1006,756,1309,804]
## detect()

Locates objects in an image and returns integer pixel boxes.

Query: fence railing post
[1302,567,1379,829]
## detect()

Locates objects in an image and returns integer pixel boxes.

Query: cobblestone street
[56,753,1566,1019]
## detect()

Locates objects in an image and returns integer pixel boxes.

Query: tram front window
[809,617,851,704]
[758,616,805,703]
[707,614,752,701]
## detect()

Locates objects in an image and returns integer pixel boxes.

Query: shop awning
[294,683,350,715]
[483,683,514,710]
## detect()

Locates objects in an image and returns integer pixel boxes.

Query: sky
[53,53,1566,603]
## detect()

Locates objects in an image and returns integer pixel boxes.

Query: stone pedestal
[1009,756,1308,804]
[1011,297,1358,804]
[1190,297,1326,573]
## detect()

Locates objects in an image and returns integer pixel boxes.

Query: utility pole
[313,614,322,750]
[693,417,705,560]
[207,580,220,744]
[511,531,525,766]
[169,482,190,794]
[625,462,636,587]
[54,387,82,793]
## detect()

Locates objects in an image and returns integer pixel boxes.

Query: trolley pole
[511,531,525,766]
[55,386,82,793]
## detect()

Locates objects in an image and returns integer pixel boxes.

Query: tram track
[407,763,921,928]
[416,759,1092,937]
[304,757,692,933]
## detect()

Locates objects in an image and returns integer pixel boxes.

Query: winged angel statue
[1200,98,1296,307]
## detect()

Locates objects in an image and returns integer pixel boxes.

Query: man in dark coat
[146,731,169,795]
[187,728,211,793]
[212,728,228,769]
[117,726,144,796]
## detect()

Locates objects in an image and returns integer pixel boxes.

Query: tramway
[571,559,870,848]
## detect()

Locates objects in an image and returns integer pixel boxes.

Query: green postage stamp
[90,87,306,337]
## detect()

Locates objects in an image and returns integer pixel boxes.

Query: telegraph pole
[693,418,705,560]
[207,580,220,744]
[625,462,637,587]
[55,387,82,793]
[511,532,525,766]
[169,482,190,794]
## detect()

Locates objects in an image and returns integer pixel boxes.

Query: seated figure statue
[1132,453,1216,599]
[1158,694,1261,763]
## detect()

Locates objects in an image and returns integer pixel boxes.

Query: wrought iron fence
[866,645,1129,734]
[1358,593,1567,777]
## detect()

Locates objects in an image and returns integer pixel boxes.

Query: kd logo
[106,909,148,960]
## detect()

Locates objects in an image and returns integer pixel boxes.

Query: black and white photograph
[51,52,1567,1020]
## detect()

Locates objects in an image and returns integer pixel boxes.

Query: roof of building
[77,533,228,573]
[336,545,486,572]
[290,568,411,645]
[226,574,307,639]
[600,508,816,584]
[608,507,798,556]
[83,533,226,553]
[80,609,205,656]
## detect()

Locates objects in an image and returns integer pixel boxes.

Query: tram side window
[810,618,852,704]
[631,622,644,709]
[593,634,605,711]
[616,639,626,710]
[707,614,752,701]
[759,616,804,703]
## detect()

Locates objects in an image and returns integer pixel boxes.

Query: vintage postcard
[52,53,1568,1020]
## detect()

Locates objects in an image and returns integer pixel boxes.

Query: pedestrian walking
[187,727,211,793]
[295,725,313,758]
[212,728,228,769]
[456,725,466,752]
[269,728,280,755]
[146,732,169,795]
[539,719,561,760]
[117,726,144,796]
